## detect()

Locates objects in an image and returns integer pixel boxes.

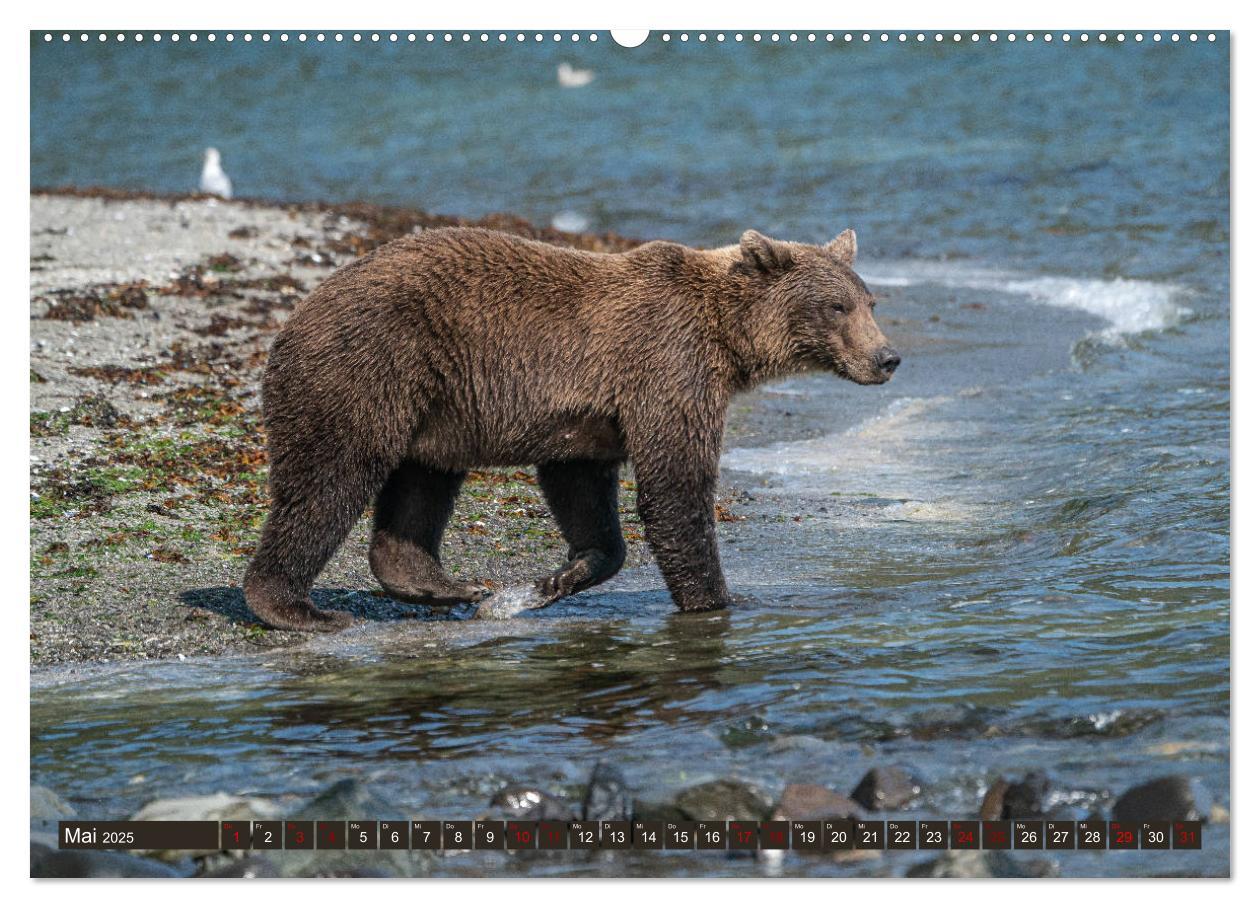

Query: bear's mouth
[832,362,892,386]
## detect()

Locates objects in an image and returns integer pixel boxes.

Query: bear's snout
[874,346,901,377]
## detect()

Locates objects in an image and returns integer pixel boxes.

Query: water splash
[473,583,551,620]
[861,260,1190,339]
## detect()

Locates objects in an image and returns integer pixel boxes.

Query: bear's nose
[875,346,901,374]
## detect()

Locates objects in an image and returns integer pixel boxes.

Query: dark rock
[269,845,431,878]
[850,767,921,811]
[1004,771,1050,818]
[674,779,774,822]
[582,762,633,822]
[772,783,863,821]
[979,771,1050,820]
[198,856,280,878]
[905,704,1001,741]
[33,849,186,878]
[986,851,1059,878]
[490,786,575,820]
[299,779,391,820]
[1112,775,1201,822]
[721,716,773,748]
[632,800,689,823]
[30,841,54,875]
[309,866,394,878]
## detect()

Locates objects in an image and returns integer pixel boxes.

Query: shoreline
[28,188,673,667]
[31,185,646,254]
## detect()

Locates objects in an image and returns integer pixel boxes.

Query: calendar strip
[57,819,1202,852]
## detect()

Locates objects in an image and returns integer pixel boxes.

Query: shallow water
[30,35,1229,876]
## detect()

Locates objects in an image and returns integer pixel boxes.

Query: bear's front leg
[626,427,733,613]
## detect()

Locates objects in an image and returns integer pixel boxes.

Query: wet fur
[244,227,895,630]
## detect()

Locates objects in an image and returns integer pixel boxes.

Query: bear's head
[734,229,900,386]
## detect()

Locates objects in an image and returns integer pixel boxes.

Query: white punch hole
[610,29,650,48]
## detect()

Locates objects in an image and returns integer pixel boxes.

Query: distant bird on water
[200,147,233,199]
[556,62,594,88]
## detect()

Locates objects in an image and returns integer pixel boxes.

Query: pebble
[674,779,774,822]
[850,766,921,812]
[772,783,863,821]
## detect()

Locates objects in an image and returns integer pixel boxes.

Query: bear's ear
[826,229,857,266]
[739,230,794,274]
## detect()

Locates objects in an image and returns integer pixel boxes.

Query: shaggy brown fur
[244,226,899,630]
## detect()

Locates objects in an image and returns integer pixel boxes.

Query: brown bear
[243,226,899,631]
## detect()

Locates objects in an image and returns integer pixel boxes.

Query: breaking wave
[860,260,1190,338]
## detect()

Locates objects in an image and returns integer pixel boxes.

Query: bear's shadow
[179,586,474,626]
[180,584,674,628]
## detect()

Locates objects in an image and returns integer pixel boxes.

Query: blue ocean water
[31,35,1228,278]
[30,33,1230,877]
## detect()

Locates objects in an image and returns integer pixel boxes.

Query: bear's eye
[831,302,848,314]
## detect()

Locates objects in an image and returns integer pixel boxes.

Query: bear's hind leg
[369,462,489,606]
[535,459,627,604]
[245,452,388,632]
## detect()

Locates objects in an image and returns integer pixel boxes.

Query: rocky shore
[29,189,674,666]
[30,765,1218,878]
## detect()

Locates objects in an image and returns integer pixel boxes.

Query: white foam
[860,260,1189,339]
[722,394,985,526]
[723,397,944,477]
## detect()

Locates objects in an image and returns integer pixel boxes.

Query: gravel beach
[29,189,692,666]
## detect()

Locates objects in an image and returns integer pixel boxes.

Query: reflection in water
[264,606,736,757]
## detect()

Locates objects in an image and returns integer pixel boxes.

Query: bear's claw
[258,600,354,633]
[536,570,576,604]
[380,578,491,608]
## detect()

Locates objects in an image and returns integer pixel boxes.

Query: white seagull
[556,62,594,88]
[200,147,233,199]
